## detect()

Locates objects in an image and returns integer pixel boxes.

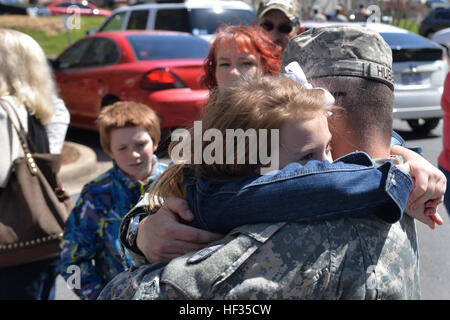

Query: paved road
[392,119,450,300]
[56,120,450,300]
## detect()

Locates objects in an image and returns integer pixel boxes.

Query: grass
[0,16,106,57]
[24,18,104,56]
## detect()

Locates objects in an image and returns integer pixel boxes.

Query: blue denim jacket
[183,152,413,234]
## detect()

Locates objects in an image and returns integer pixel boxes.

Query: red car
[45,0,111,17]
[51,31,210,132]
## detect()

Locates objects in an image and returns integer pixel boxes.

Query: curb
[60,141,98,184]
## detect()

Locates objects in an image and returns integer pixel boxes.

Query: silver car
[303,22,448,133]
[93,0,256,43]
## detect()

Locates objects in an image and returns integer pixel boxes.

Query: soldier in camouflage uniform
[101,218,418,299]
[99,26,425,300]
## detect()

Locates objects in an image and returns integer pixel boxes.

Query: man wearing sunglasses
[256,0,305,49]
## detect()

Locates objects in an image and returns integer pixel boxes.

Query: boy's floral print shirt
[60,156,166,300]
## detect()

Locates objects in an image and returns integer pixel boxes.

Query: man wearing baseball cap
[99,25,447,300]
[256,0,304,49]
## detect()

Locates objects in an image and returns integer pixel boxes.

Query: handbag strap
[0,100,39,175]
[0,99,37,153]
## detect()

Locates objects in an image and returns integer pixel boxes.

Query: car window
[435,10,450,19]
[57,38,93,69]
[154,8,256,35]
[80,38,120,67]
[126,10,149,30]
[126,34,210,60]
[155,9,190,33]
[380,32,441,49]
[189,8,256,34]
[101,12,126,31]
[55,3,91,9]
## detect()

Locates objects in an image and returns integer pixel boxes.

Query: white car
[303,22,448,134]
[432,26,450,43]
[432,26,450,56]
[93,0,256,43]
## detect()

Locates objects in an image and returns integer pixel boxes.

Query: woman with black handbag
[0,29,70,300]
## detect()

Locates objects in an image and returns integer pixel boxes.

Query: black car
[0,0,29,15]
[419,7,450,38]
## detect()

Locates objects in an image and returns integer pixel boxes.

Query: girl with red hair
[201,25,282,91]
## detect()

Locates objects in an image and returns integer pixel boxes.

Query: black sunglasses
[260,22,293,34]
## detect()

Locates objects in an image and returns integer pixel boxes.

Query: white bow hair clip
[283,61,335,107]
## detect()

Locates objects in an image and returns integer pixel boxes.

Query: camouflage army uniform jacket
[99,215,420,300]
[60,157,166,300]
[101,149,420,300]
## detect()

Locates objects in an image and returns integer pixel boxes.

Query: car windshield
[380,32,442,49]
[127,34,210,60]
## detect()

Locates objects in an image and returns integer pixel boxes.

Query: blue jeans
[0,256,59,300]
[438,164,450,216]
[184,152,413,234]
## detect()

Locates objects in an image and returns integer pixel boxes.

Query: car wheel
[101,96,120,108]
[407,118,441,134]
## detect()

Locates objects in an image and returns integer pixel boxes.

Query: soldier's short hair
[311,76,394,147]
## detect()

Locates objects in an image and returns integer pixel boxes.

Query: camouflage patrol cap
[281,25,394,90]
[257,0,299,23]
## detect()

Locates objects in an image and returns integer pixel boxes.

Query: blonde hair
[0,29,57,124]
[97,101,161,155]
[148,75,331,211]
